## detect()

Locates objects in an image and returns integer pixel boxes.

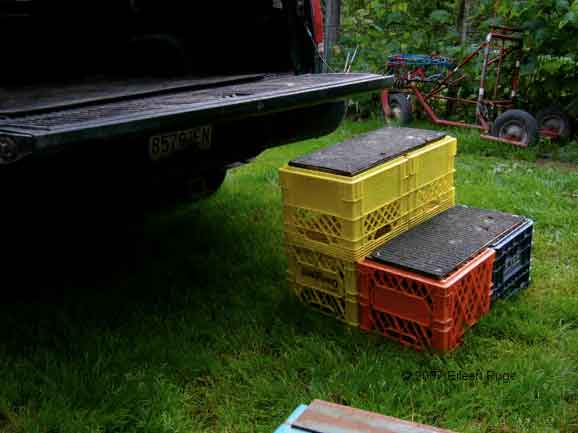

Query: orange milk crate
[358,249,495,353]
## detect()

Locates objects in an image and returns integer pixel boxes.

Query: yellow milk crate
[280,135,457,261]
[286,243,358,326]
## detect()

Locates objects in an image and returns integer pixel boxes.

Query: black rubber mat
[369,206,525,278]
[288,127,446,177]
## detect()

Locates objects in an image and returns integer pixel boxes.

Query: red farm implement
[381,25,571,147]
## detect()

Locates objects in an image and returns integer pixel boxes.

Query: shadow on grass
[0,168,323,359]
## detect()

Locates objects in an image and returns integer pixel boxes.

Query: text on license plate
[149,125,212,161]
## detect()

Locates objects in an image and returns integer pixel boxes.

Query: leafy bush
[337,0,578,122]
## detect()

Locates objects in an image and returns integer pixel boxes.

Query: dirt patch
[536,159,577,171]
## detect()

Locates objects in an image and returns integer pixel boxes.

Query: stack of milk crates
[279,127,533,353]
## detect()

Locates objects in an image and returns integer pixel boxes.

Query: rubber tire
[491,109,539,146]
[536,106,572,140]
[180,169,228,202]
[152,169,227,207]
[384,93,413,126]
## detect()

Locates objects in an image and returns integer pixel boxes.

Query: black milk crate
[490,218,533,300]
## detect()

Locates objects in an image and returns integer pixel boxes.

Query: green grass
[1,119,577,433]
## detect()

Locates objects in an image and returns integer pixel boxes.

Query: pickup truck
[0,1,387,204]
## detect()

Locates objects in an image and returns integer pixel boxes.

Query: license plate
[148,125,212,161]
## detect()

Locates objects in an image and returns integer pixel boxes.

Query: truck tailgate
[0,74,267,115]
[0,73,388,157]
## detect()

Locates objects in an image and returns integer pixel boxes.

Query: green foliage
[337,0,459,74]
[476,0,578,114]
[338,0,578,119]
[334,1,462,117]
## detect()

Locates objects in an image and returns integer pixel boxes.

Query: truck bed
[0,73,388,155]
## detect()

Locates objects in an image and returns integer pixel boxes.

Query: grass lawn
[0,119,577,433]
